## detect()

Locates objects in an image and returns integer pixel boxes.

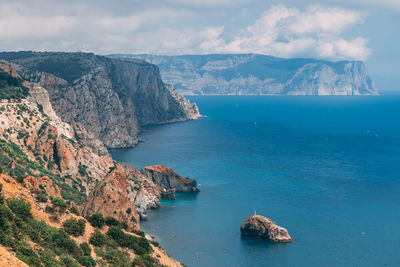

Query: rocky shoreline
[0,57,199,266]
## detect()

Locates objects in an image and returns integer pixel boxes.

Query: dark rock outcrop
[141,165,199,193]
[0,52,200,148]
[240,215,292,243]
[160,189,176,200]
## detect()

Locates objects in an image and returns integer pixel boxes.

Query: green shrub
[37,190,48,202]
[62,218,86,237]
[37,103,44,114]
[0,184,4,204]
[150,240,160,248]
[95,246,131,267]
[89,230,107,247]
[135,237,153,256]
[77,256,96,267]
[60,255,80,267]
[79,242,91,256]
[15,243,40,266]
[107,226,152,255]
[38,249,60,266]
[78,163,88,177]
[10,165,28,183]
[6,198,32,221]
[52,229,81,257]
[105,216,127,229]
[0,72,29,100]
[133,230,145,237]
[132,254,159,267]
[69,206,80,216]
[87,213,105,228]
[50,198,67,213]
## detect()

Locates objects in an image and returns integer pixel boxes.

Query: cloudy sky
[0,0,399,91]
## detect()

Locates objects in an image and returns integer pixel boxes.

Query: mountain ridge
[114,53,378,96]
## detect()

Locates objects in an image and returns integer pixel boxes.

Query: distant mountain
[114,54,378,96]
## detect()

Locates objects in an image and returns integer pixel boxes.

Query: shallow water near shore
[111,95,400,267]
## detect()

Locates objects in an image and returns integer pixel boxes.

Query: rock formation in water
[0,52,200,149]
[141,165,200,193]
[240,215,292,243]
[119,54,378,96]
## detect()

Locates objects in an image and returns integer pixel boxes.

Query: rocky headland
[0,52,201,149]
[0,57,199,266]
[119,53,378,96]
[240,215,292,243]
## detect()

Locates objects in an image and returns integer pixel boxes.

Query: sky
[0,0,399,91]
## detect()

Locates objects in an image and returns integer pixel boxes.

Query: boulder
[240,215,292,243]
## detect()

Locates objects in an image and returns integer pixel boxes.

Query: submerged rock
[240,215,292,243]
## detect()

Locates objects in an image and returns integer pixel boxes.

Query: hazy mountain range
[115,54,378,96]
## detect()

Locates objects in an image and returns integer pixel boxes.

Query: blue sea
[111,96,400,267]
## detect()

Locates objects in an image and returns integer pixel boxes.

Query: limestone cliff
[82,164,140,231]
[0,61,184,266]
[120,54,378,96]
[0,52,200,148]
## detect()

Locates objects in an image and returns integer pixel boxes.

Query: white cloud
[0,1,370,61]
[205,5,370,60]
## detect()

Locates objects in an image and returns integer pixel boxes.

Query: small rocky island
[240,215,292,243]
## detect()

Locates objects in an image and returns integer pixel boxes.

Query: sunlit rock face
[0,52,200,148]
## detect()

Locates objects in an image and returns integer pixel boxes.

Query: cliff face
[0,52,200,148]
[82,164,141,231]
[119,54,378,96]
[0,61,185,266]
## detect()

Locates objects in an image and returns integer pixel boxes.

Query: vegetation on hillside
[0,74,174,266]
[0,71,29,100]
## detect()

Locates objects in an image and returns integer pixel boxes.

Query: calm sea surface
[111,96,400,267]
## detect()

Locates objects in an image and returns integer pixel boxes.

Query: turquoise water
[111,96,400,267]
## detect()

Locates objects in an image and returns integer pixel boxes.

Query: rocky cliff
[82,164,141,231]
[118,54,378,96]
[141,165,200,193]
[0,52,200,149]
[0,61,187,266]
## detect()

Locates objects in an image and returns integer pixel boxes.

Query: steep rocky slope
[119,54,378,96]
[0,52,200,149]
[0,61,194,266]
[82,164,141,231]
